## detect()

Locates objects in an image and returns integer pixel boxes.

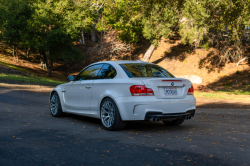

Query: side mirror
[67,75,76,81]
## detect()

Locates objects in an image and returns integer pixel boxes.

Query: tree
[28,0,94,76]
[141,0,182,61]
[103,0,250,63]
[0,0,32,62]
[1,0,249,69]
[102,0,182,61]
[103,0,143,43]
[180,0,250,63]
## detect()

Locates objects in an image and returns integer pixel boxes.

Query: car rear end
[115,62,196,121]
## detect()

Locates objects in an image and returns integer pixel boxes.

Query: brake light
[162,80,182,82]
[130,85,154,96]
[187,85,194,95]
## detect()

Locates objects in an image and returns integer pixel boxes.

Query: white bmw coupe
[50,60,196,130]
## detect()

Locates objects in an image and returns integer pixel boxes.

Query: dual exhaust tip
[149,117,161,122]
[149,115,192,121]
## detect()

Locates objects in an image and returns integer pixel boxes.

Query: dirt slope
[147,38,250,92]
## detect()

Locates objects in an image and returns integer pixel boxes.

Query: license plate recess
[165,87,178,95]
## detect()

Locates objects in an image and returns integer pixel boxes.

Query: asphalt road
[0,87,249,166]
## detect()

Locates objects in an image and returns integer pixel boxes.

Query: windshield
[119,63,175,78]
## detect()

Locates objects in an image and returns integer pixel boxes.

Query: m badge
[171,82,174,86]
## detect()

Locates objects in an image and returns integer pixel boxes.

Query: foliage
[0,0,96,76]
[102,0,181,46]
[1,0,250,76]
[142,1,181,46]
[103,0,142,43]
[202,43,210,51]
[29,0,95,76]
[0,0,32,52]
[180,0,250,62]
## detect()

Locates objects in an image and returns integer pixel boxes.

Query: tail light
[130,85,154,96]
[187,85,194,95]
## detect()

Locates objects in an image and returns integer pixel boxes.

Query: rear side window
[97,64,117,79]
[76,64,104,80]
[119,63,175,78]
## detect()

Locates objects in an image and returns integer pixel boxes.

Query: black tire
[162,118,185,126]
[50,92,64,117]
[100,98,126,131]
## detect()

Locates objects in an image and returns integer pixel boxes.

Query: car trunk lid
[141,78,192,99]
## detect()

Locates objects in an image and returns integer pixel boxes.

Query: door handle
[62,90,66,92]
[85,87,91,89]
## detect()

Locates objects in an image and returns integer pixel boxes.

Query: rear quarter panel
[90,78,144,114]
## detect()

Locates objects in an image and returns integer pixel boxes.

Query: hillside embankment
[0,38,250,109]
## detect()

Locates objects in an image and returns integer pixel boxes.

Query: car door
[90,64,117,111]
[63,64,104,110]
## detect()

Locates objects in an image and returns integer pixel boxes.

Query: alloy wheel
[50,94,59,115]
[101,100,115,128]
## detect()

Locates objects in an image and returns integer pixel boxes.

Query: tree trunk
[15,47,18,62]
[12,46,16,62]
[91,29,96,42]
[41,50,53,77]
[237,56,248,66]
[26,47,31,58]
[46,51,53,77]
[142,44,155,62]
[225,25,229,31]
[80,29,85,44]
[91,17,98,42]
[47,60,53,77]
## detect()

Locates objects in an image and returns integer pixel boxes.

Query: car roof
[85,60,149,79]
[92,60,151,65]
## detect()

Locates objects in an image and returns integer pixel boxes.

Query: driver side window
[76,64,104,80]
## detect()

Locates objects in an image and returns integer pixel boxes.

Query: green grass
[0,73,66,86]
[0,61,32,73]
[195,91,250,102]
[216,89,250,95]
[0,57,67,80]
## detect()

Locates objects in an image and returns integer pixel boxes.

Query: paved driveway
[0,87,249,166]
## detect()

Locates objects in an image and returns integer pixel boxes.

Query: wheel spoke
[101,108,109,114]
[110,117,112,126]
[108,118,111,126]
[103,102,108,110]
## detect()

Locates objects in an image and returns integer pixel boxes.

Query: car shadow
[65,113,102,126]
[124,120,195,132]
[64,113,195,132]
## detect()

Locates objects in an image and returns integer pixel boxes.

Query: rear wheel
[162,118,185,126]
[50,92,64,117]
[100,98,126,131]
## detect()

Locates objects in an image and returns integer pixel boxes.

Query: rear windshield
[119,63,175,78]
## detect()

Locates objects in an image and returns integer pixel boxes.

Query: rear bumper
[144,109,195,120]
[114,95,196,121]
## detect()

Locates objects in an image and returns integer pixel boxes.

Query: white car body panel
[50,60,196,121]
[115,95,196,120]
[90,78,144,111]
[62,80,94,110]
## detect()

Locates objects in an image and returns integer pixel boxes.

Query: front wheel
[50,92,64,117]
[162,118,185,126]
[100,98,126,131]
